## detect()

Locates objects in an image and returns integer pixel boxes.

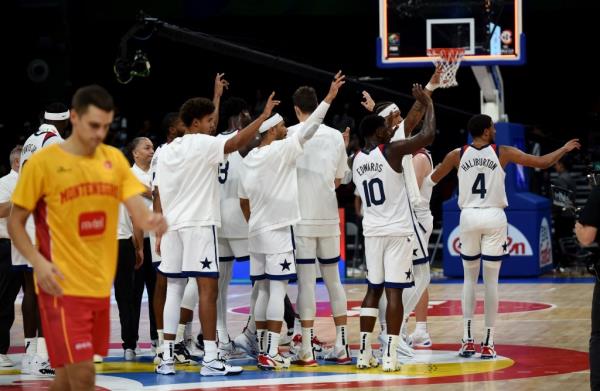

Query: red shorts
[37,292,110,368]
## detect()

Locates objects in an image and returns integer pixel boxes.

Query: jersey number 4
[362,178,386,207]
[218,161,229,184]
[471,173,487,199]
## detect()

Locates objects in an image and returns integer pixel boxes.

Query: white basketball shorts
[158,226,219,278]
[218,237,249,262]
[364,235,415,288]
[459,207,508,261]
[295,235,340,265]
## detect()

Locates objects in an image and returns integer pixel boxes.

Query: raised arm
[499,139,580,169]
[430,148,460,183]
[413,153,433,188]
[212,73,229,131]
[296,71,346,145]
[386,84,435,171]
[402,66,441,137]
[224,92,280,154]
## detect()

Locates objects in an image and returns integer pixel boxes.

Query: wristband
[425,82,438,92]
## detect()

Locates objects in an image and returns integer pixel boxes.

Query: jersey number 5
[362,178,386,207]
[472,173,487,199]
[218,161,229,184]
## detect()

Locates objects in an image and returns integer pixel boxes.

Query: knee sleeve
[254,280,269,322]
[180,278,198,311]
[217,262,234,330]
[482,260,501,328]
[320,263,347,318]
[164,278,187,334]
[266,280,288,322]
[461,260,481,320]
[402,263,430,320]
[296,263,317,321]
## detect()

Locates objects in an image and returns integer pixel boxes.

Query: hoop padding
[427,48,465,88]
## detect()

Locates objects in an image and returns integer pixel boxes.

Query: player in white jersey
[238,72,345,370]
[0,146,23,368]
[287,85,351,366]
[14,103,70,376]
[425,114,580,359]
[352,84,435,372]
[155,90,279,376]
[150,113,202,365]
[360,68,441,356]
[214,97,255,357]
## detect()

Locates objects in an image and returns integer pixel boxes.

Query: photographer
[575,184,600,390]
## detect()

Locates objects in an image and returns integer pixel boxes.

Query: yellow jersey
[11,143,145,298]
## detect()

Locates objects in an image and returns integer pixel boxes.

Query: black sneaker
[174,341,198,365]
[195,333,205,351]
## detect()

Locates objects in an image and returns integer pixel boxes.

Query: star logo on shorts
[405,269,412,279]
[280,259,291,271]
[502,241,508,252]
[458,242,462,249]
[413,249,418,257]
[201,258,212,269]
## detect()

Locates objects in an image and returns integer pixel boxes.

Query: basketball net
[427,48,465,88]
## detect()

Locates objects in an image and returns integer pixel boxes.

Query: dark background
[2,0,599,180]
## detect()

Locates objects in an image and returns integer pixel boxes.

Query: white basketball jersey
[21,124,63,169]
[216,131,249,239]
[352,145,413,237]
[149,143,164,190]
[458,144,507,209]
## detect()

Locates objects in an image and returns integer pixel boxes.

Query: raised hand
[342,127,350,148]
[262,92,281,118]
[562,139,581,152]
[35,258,64,296]
[412,83,432,106]
[214,73,230,99]
[361,91,375,112]
[427,65,443,91]
[325,71,346,104]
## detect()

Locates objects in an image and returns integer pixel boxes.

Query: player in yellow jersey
[8,85,167,391]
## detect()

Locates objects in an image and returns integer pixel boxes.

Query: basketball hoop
[427,48,465,88]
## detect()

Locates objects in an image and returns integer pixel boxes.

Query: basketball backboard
[377,0,524,67]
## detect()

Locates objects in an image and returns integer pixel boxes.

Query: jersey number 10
[362,178,386,207]
[471,173,487,199]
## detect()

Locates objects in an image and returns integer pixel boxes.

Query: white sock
[266,331,280,357]
[257,329,266,354]
[184,322,193,342]
[483,327,494,346]
[204,340,217,362]
[293,317,301,336]
[217,328,230,345]
[36,337,48,360]
[386,334,399,357]
[157,329,164,345]
[25,338,37,356]
[359,332,372,355]
[335,325,347,348]
[380,323,387,336]
[175,324,185,343]
[416,322,427,333]
[301,327,313,354]
[463,319,473,341]
[163,340,175,360]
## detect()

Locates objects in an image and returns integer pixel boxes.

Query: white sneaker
[93,354,103,364]
[30,356,55,376]
[218,340,246,360]
[396,336,415,358]
[324,345,352,365]
[409,330,432,348]
[279,330,294,346]
[0,354,14,367]
[20,354,33,374]
[124,349,136,361]
[155,357,175,375]
[186,338,204,359]
[234,330,258,358]
[200,357,243,376]
[356,351,378,369]
[257,353,291,370]
[382,354,401,372]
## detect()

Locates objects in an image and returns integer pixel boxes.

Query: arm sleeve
[114,151,146,202]
[579,186,600,228]
[11,158,45,211]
